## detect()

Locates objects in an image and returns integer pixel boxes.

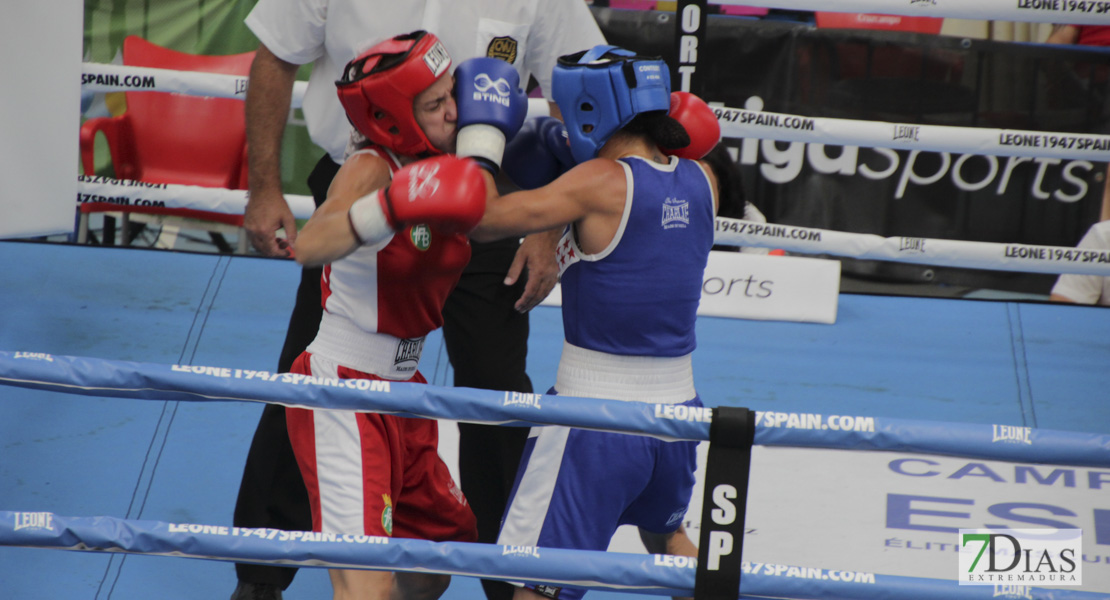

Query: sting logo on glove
[472,73,513,105]
[455,57,528,174]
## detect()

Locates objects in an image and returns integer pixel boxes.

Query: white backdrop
[0,3,83,239]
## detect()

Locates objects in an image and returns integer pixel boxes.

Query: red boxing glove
[348,155,486,244]
[667,91,721,160]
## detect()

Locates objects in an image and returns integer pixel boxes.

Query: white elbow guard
[348,192,394,245]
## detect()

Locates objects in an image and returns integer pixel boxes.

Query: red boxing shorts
[285,351,477,542]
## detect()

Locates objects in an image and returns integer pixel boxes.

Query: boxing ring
[1,240,1108,599]
[4,1,1110,597]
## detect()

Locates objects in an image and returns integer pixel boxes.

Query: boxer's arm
[502,116,575,190]
[297,155,486,265]
[696,158,721,215]
[293,152,392,266]
[470,158,625,243]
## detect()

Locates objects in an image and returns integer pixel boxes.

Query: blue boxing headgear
[552,45,672,164]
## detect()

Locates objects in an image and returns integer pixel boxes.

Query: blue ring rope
[1,351,1107,467]
[1,351,1106,597]
[0,512,1101,600]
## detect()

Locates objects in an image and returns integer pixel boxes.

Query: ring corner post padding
[672,0,709,96]
[695,406,754,600]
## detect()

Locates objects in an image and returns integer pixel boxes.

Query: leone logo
[487,36,518,64]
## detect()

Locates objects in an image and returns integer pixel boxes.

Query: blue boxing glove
[454,57,528,174]
[502,116,576,190]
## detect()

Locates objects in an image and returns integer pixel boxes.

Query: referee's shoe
[230,582,282,600]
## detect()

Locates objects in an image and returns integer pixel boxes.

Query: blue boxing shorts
[497,393,701,600]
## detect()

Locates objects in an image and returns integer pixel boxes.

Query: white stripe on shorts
[308,354,366,535]
[497,426,571,546]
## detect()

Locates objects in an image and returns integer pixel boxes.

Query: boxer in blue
[470,44,722,600]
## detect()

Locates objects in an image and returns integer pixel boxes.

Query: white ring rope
[79,63,552,118]
[77,174,316,220]
[72,173,1110,276]
[713,0,1110,26]
[81,62,307,109]
[80,64,1110,161]
[715,216,1110,275]
[78,63,1110,275]
[714,102,1110,162]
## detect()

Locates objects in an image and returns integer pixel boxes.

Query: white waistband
[555,341,695,404]
[307,312,424,380]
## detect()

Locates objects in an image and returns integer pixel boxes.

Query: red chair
[79,36,255,251]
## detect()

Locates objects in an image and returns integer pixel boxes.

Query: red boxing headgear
[336,31,452,156]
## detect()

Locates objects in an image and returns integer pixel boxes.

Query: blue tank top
[559,155,714,357]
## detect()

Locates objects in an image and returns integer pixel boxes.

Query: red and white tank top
[309,145,471,379]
